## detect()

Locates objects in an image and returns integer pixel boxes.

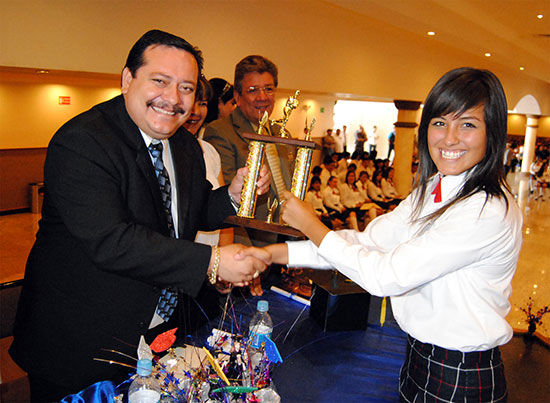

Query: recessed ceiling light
[484,52,491,57]
[520,66,525,71]
[427,31,435,36]
[36,69,49,74]
[537,14,543,19]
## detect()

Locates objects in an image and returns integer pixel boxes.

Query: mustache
[146,100,185,115]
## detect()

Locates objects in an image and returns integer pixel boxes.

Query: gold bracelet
[208,245,220,285]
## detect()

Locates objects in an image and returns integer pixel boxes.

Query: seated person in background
[339,170,377,226]
[320,155,337,188]
[322,176,359,230]
[368,168,399,210]
[356,170,370,200]
[305,176,342,229]
[204,77,237,125]
[360,156,376,179]
[336,151,351,176]
[338,162,356,184]
[381,167,404,203]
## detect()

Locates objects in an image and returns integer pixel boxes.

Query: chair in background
[0,279,30,402]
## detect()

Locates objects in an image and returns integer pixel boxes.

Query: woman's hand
[281,191,331,246]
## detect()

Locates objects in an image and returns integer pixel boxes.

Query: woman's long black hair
[412,67,510,223]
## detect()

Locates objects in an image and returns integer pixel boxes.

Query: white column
[520,115,539,173]
[393,100,421,196]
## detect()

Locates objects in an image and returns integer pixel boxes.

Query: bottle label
[129,389,160,403]
[249,324,272,349]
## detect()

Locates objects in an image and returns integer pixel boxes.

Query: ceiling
[326,0,550,84]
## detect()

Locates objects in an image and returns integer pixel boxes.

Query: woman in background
[259,67,523,402]
[381,167,404,203]
[305,176,341,229]
[204,77,237,125]
[339,170,377,226]
[183,76,232,247]
[322,176,359,230]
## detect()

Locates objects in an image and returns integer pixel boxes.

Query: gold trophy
[237,112,269,218]
[228,91,318,237]
[290,117,316,200]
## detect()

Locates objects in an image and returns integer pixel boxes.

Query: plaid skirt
[399,336,507,402]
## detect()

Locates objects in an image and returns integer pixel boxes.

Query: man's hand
[215,244,271,287]
[228,165,271,204]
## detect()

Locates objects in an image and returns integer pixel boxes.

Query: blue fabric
[61,379,132,403]
[60,380,115,403]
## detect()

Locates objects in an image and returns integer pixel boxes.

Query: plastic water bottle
[128,359,161,403]
[249,300,273,351]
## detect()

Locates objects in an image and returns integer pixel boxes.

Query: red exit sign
[58,96,71,105]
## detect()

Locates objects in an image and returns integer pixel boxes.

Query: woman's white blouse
[306,190,328,215]
[322,186,344,212]
[339,183,365,208]
[381,178,398,199]
[288,173,523,351]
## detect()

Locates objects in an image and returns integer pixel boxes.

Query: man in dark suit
[9,30,270,401]
[203,55,294,295]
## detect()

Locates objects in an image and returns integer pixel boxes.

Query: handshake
[209,244,273,291]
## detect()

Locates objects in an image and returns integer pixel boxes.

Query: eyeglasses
[245,85,275,96]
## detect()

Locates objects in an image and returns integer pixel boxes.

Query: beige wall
[1,0,549,115]
[0,81,121,148]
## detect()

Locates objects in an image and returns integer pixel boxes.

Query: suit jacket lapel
[101,96,170,233]
[169,131,192,237]
[231,108,255,142]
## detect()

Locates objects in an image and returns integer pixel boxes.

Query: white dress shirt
[141,131,179,237]
[288,172,523,351]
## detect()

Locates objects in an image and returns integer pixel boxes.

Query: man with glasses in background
[204,55,294,295]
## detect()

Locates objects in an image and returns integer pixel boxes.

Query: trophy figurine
[265,198,279,224]
[290,117,316,200]
[237,112,269,218]
[272,90,300,138]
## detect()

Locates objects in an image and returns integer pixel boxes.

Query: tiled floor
[1,172,548,342]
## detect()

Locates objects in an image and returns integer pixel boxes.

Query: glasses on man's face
[245,85,275,96]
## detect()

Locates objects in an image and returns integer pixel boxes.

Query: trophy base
[224,216,304,238]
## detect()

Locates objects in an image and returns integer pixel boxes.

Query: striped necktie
[148,141,177,321]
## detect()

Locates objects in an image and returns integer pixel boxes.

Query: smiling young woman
[259,67,523,402]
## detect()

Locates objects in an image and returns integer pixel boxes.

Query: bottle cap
[257,300,269,312]
[136,359,153,376]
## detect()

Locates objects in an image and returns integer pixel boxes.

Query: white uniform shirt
[322,186,344,212]
[381,178,399,199]
[339,183,365,208]
[288,172,523,351]
[305,189,328,215]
